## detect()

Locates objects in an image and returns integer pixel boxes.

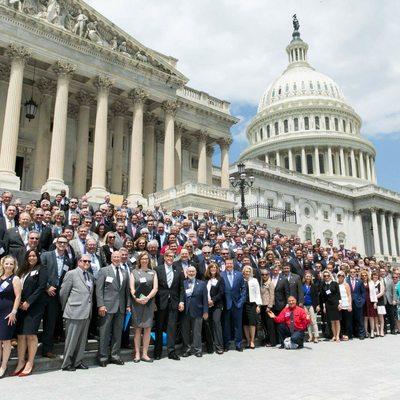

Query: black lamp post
[229,161,254,220]
[24,60,38,122]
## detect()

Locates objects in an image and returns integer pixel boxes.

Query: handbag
[377,305,386,315]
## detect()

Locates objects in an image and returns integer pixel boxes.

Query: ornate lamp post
[229,162,254,220]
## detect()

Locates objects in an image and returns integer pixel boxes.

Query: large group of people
[0,189,399,377]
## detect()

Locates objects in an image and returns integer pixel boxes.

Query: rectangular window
[315,116,320,130]
[325,117,330,130]
[342,120,346,132]
[191,156,199,169]
[284,120,288,133]
[294,118,299,131]
[304,117,309,130]
[334,118,339,131]
[274,122,279,135]
[267,125,270,138]
[319,154,325,174]
[336,213,342,222]
[88,129,94,143]
[285,202,291,211]
[267,198,274,207]
[307,154,313,174]
[323,210,329,220]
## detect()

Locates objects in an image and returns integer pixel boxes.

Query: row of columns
[265,145,376,182]
[0,44,232,202]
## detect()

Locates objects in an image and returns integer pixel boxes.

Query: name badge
[148,271,154,275]
[87,281,93,288]
[0,247,4,255]
[326,289,331,295]
[185,288,193,296]
[139,277,147,283]
[130,257,136,263]
[285,312,290,318]
[106,276,114,283]
[30,270,39,276]
[63,265,69,272]
[0,281,9,290]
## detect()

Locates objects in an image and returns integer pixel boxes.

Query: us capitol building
[0,2,399,262]
[236,17,400,262]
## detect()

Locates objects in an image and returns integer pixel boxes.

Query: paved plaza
[3,336,399,400]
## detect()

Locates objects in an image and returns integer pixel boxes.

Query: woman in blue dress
[0,255,22,378]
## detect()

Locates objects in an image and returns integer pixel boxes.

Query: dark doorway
[15,156,24,181]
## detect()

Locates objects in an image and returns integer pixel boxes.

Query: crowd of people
[0,189,399,377]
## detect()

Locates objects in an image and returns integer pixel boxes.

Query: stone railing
[148,181,235,205]
[352,184,400,202]
[177,86,231,114]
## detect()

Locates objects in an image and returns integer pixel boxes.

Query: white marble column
[72,90,95,196]
[314,147,320,175]
[174,123,183,185]
[350,149,356,177]
[327,146,333,175]
[0,44,31,189]
[275,151,281,167]
[219,138,231,189]
[86,75,112,202]
[354,210,366,256]
[32,78,55,190]
[396,215,400,257]
[162,100,178,190]
[388,212,398,257]
[301,147,307,174]
[365,155,371,181]
[197,131,207,184]
[339,147,346,176]
[287,149,293,171]
[110,99,128,195]
[371,158,377,184]
[359,151,366,179]
[265,154,269,164]
[127,88,147,204]
[0,63,10,146]
[41,60,76,195]
[143,112,157,196]
[380,210,389,256]
[371,208,381,256]
[206,144,214,185]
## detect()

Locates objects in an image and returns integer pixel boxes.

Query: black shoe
[154,356,161,360]
[110,358,124,365]
[216,349,224,355]
[279,344,284,349]
[181,350,191,358]
[98,361,108,367]
[141,357,153,363]
[168,352,180,361]
[359,336,365,340]
[235,347,243,352]
[62,366,76,372]
[194,352,202,358]
[75,363,89,370]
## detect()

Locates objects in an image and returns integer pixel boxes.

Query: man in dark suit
[289,249,305,278]
[40,236,73,358]
[196,246,215,280]
[154,249,184,360]
[29,208,53,251]
[347,267,366,339]
[221,259,247,351]
[0,205,18,256]
[4,212,31,260]
[154,222,168,248]
[96,250,131,367]
[181,266,208,358]
[52,193,69,212]
[0,190,13,217]
[283,264,304,305]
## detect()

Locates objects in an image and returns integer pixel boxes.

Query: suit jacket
[289,258,305,278]
[221,270,247,310]
[155,232,169,248]
[207,277,225,308]
[155,263,184,310]
[96,265,131,314]
[4,226,26,259]
[69,238,86,261]
[286,273,304,304]
[320,280,341,306]
[183,279,208,318]
[273,275,290,311]
[60,267,94,320]
[29,222,53,251]
[20,265,48,309]
[346,277,366,308]
[40,250,73,289]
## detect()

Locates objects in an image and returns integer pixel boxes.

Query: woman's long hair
[17,249,41,278]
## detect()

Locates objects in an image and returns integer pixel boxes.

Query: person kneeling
[267,296,310,350]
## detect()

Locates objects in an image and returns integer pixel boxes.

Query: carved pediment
[0,0,188,84]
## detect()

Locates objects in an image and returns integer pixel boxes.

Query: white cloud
[86,0,400,138]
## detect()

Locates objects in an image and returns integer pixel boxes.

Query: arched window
[266,125,270,138]
[284,119,289,133]
[319,154,325,174]
[342,120,347,132]
[304,116,309,130]
[348,156,353,176]
[305,226,312,241]
[323,229,333,245]
[284,156,289,170]
[315,116,320,130]
[274,121,279,135]
[294,118,299,131]
[337,232,346,245]
[307,154,313,174]
[334,118,339,131]
[325,117,330,130]
[350,122,353,133]
[295,155,302,173]
[260,128,263,141]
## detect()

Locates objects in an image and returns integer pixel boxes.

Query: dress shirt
[165,263,174,288]
[5,218,15,229]
[227,270,234,287]
[111,264,124,283]
[89,253,101,279]
[18,226,29,245]
[55,250,65,284]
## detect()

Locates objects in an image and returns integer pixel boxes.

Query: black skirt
[243,302,258,326]
[326,304,341,322]
[16,303,46,335]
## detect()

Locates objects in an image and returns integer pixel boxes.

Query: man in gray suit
[96,250,131,367]
[283,264,304,306]
[60,255,94,371]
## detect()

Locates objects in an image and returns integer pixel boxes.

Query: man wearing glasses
[41,236,73,358]
[60,255,94,371]
[29,208,53,251]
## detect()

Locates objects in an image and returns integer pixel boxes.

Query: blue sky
[86,0,400,192]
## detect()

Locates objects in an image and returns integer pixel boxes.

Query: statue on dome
[292,14,300,32]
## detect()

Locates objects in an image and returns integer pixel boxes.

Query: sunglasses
[81,260,91,264]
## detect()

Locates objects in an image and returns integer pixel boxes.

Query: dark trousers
[41,293,63,354]
[278,324,305,347]
[349,303,365,338]
[272,306,284,345]
[222,306,243,349]
[204,307,223,352]
[260,306,277,346]
[89,290,98,337]
[385,304,396,333]
[154,300,178,357]
[340,310,352,337]
[182,314,203,354]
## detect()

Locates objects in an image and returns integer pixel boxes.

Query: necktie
[351,279,355,290]
[289,310,295,334]
[228,271,234,287]
[115,266,121,289]
[166,266,173,288]
[83,271,91,288]
[81,240,86,254]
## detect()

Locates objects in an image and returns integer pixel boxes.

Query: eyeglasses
[108,236,115,239]
[81,260,91,264]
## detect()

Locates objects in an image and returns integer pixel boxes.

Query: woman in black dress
[204,263,225,354]
[0,255,22,378]
[320,270,342,342]
[13,250,47,377]
[100,231,118,265]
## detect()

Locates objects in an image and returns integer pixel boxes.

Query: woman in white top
[337,272,352,341]
[242,266,261,349]
[371,271,385,337]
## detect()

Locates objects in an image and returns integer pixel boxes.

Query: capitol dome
[240,21,377,188]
